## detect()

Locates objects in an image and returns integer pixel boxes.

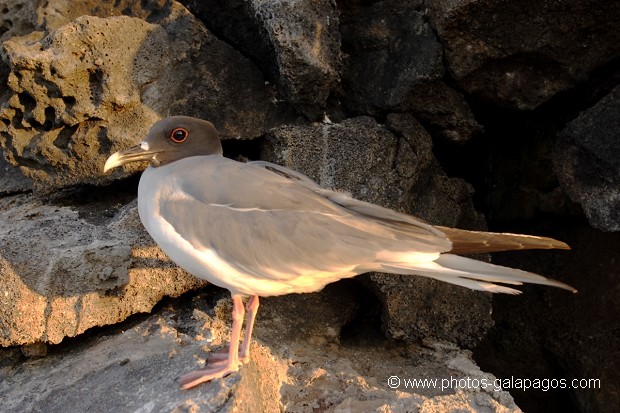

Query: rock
[278,339,519,412]
[262,116,426,211]
[476,225,620,413]
[0,193,206,346]
[0,151,32,195]
[0,6,289,191]
[339,1,442,111]
[0,302,285,413]
[0,0,39,113]
[400,81,483,144]
[31,0,294,135]
[35,0,179,32]
[0,1,612,410]
[0,16,160,192]
[257,282,361,350]
[261,116,493,347]
[0,287,520,413]
[0,0,37,43]
[554,85,620,232]
[384,114,486,231]
[182,0,341,120]
[250,0,341,120]
[21,342,47,358]
[339,0,482,142]
[178,0,273,75]
[427,0,620,109]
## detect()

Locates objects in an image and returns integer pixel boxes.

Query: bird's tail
[437,227,571,254]
[379,253,576,294]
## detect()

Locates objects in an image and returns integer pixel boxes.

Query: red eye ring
[170,128,188,143]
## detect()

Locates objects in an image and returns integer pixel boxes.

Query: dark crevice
[431,56,620,219]
[178,0,279,85]
[338,278,385,345]
[49,174,141,224]
[62,95,77,111]
[53,124,78,151]
[43,107,56,131]
[11,109,24,127]
[35,75,63,100]
[0,23,11,38]
[97,125,112,156]
[88,68,105,107]
[18,92,36,114]
[221,135,264,162]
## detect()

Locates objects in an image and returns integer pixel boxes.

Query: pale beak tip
[103,152,122,173]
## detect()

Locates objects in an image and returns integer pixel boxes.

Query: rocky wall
[1,0,618,412]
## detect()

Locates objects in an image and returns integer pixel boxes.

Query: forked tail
[379,253,576,294]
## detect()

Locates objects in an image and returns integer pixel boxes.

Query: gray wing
[158,157,451,281]
[248,161,449,242]
[249,162,570,254]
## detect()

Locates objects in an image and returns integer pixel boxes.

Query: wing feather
[438,227,570,254]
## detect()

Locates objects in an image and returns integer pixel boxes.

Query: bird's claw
[179,360,240,389]
[208,345,251,364]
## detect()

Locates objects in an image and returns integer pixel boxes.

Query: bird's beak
[103,142,160,173]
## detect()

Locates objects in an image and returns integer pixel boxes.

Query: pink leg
[239,295,259,362]
[179,295,245,389]
[205,295,260,363]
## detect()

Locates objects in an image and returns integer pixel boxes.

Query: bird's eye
[170,128,188,143]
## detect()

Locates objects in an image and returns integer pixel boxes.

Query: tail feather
[437,227,571,254]
[379,253,577,294]
[422,273,524,294]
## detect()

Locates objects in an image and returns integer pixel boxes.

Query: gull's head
[103,116,223,172]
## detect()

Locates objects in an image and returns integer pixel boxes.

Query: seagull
[104,116,575,389]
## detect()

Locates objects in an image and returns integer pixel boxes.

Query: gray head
[104,116,223,172]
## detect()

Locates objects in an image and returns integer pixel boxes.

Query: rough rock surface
[0,4,289,190]
[182,0,341,120]
[0,16,161,190]
[0,301,284,413]
[0,153,31,195]
[0,193,206,346]
[0,288,520,413]
[0,0,37,43]
[261,115,493,347]
[554,85,620,232]
[248,0,341,120]
[0,0,616,411]
[427,0,620,109]
[30,0,295,136]
[339,0,482,142]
